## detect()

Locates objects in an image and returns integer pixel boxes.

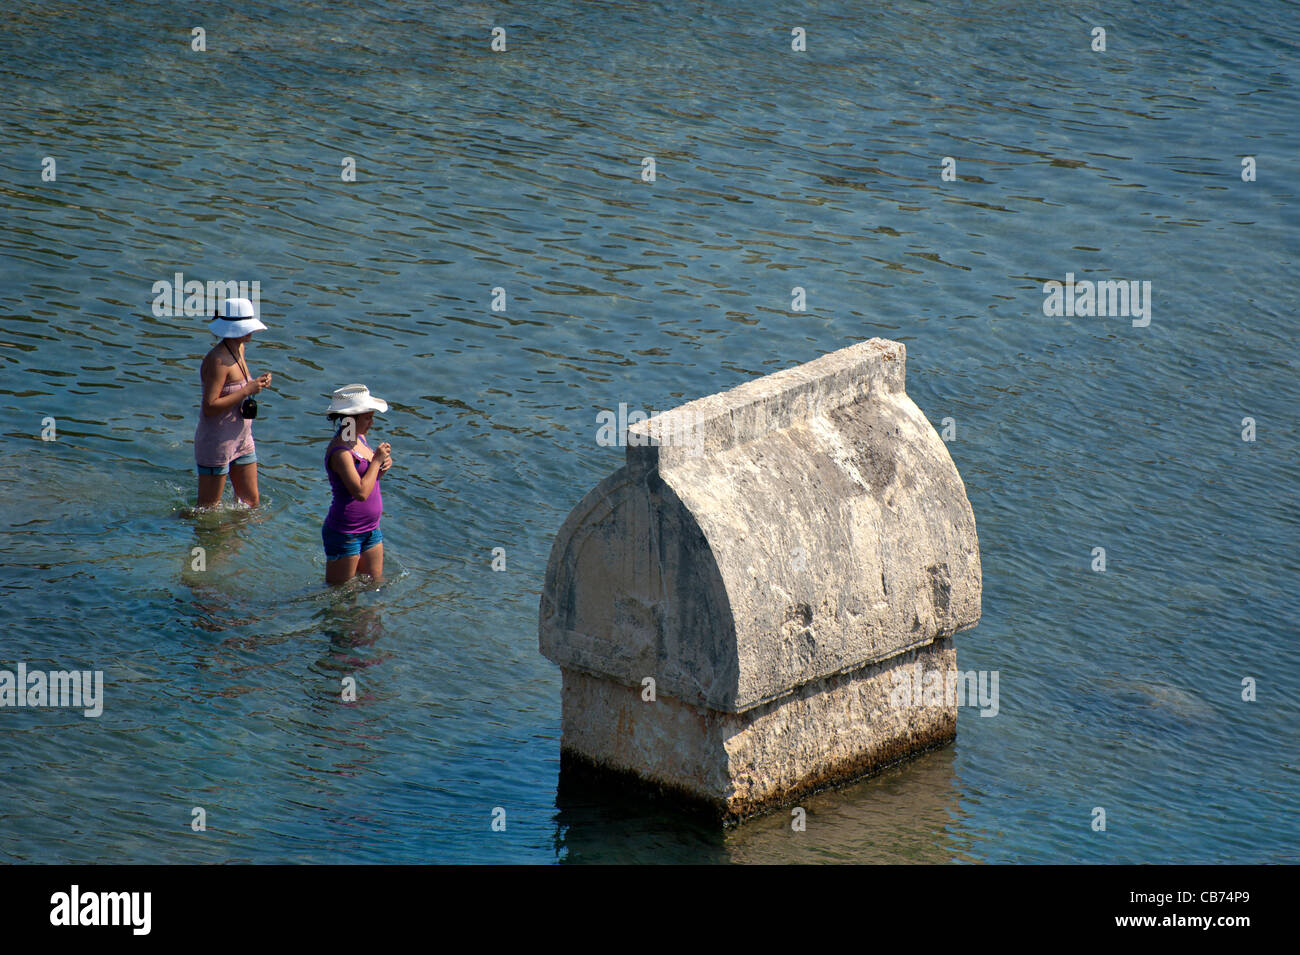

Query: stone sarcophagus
[539,338,981,822]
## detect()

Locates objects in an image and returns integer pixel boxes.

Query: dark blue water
[1,0,1297,862]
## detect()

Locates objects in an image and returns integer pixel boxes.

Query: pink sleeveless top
[194,377,254,467]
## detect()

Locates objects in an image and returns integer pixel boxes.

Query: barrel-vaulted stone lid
[539,338,981,713]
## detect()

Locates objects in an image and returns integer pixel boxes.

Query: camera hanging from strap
[223,338,259,420]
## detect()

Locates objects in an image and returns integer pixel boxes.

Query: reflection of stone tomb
[540,338,981,822]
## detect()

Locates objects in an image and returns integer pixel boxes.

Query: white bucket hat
[208,297,268,338]
[326,383,389,416]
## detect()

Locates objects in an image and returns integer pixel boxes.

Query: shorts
[322,524,383,560]
[197,452,257,476]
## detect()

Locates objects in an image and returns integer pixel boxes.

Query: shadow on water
[553,744,967,864]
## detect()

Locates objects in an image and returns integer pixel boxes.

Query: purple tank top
[324,436,382,533]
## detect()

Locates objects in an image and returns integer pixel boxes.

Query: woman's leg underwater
[229,462,260,506]
[326,554,361,585]
[356,543,383,581]
[197,474,226,508]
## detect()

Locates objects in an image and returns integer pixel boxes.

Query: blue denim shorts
[322,524,383,560]
[197,451,257,476]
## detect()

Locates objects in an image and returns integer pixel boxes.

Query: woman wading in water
[322,384,393,585]
[195,298,273,507]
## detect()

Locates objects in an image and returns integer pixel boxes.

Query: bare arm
[329,446,386,501]
[200,351,272,418]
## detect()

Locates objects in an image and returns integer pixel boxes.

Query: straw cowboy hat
[208,298,267,338]
[326,384,389,416]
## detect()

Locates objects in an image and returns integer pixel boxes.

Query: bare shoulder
[202,343,230,369]
[201,344,239,382]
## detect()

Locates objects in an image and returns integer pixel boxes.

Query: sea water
[0,0,1297,862]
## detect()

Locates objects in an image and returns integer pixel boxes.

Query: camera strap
[222,340,252,384]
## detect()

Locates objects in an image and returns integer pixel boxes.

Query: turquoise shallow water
[1,0,1297,863]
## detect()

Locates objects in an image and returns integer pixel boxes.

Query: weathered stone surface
[559,638,957,822]
[539,338,981,820]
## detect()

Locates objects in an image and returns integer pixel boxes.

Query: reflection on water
[722,749,968,865]
[313,597,391,677]
[180,510,255,633]
[554,745,965,864]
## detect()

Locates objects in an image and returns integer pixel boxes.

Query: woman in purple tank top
[322,383,394,585]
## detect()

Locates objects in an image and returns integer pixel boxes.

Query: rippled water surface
[1,0,1297,863]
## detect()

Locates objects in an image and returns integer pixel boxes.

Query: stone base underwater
[558,636,957,824]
